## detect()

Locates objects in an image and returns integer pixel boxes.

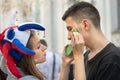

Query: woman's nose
[41,45,47,51]
[44,46,47,51]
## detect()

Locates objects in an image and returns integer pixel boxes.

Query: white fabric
[4,28,30,46]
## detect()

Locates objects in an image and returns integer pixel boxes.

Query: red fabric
[0,34,4,50]
[0,25,18,50]
[2,43,22,78]
[2,25,18,34]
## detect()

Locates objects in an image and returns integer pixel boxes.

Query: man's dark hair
[62,1,100,28]
[40,39,48,47]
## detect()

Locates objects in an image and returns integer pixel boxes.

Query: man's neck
[87,34,110,60]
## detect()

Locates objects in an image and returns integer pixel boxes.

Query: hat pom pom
[7,28,15,40]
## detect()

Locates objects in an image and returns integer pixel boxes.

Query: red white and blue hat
[0,22,45,78]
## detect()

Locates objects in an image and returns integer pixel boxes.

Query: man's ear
[81,19,91,31]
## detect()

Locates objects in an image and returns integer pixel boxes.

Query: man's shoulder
[99,43,120,65]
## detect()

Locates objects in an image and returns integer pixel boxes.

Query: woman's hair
[16,31,44,80]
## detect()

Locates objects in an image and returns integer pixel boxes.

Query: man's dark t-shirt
[85,43,120,80]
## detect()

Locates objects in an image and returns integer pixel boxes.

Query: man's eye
[67,27,72,32]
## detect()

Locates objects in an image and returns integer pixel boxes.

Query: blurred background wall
[0,0,120,53]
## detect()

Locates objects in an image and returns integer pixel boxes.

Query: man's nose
[67,32,72,40]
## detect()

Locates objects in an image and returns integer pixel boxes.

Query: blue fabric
[2,40,23,62]
[9,49,23,62]
[13,39,35,55]
[2,39,11,46]
[7,28,15,40]
[2,39,34,62]
[18,23,45,31]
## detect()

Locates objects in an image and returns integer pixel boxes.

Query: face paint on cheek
[71,29,80,33]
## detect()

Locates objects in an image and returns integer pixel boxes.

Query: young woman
[0,22,47,80]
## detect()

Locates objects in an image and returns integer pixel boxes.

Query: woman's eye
[37,45,40,49]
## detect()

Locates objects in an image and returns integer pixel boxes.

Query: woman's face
[30,35,47,64]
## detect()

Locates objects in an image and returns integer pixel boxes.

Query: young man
[59,1,120,80]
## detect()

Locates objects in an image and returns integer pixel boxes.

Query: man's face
[65,16,93,48]
[65,17,80,40]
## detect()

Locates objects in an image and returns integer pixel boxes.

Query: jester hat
[0,22,45,78]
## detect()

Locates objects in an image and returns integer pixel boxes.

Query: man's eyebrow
[67,26,71,28]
